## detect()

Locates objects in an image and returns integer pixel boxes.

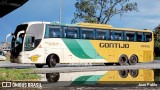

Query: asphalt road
[31,60,160,73]
[0,61,105,68]
[0,60,159,68]
[0,60,160,73]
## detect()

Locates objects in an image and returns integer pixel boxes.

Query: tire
[47,54,57,68]
[35,64,44,68]
[118,55,128,65]
[46,73,60,82]
[118,70,128,78]
[129,69,139,78]
[129,55,138,65]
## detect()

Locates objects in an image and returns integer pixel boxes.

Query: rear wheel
[47,54,57,68]
[118,70,128,78]
[118,55,128,65]
[35,64,44,68]
[129,69,139,78]
[129,55,138,65]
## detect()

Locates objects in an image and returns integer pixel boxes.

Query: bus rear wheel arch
[118,54,128,65]
[46,54,59,68]
[129,54,138,65]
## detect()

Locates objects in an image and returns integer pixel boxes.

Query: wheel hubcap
[131,57,137,63]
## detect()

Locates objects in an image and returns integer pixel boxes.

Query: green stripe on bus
[63,39,92,59]
[84,75,103,84]
[76,40,103,59]
[72,75,93,85]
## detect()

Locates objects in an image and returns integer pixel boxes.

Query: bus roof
[22,21,152,32]
[76,22,113,28]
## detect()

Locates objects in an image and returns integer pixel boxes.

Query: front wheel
[35,64,44,68]
[47,54,57,68]
[46,73,60,82]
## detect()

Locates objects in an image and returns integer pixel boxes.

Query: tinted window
[25,24,44,51]
[144,32,152,42]
[124,32,136,41]
[63,27,79,39]
[45,26,61,38]
[96,30,106,40]
[137,32,143,42]
[81,28,94,39]
[111,31,123,40]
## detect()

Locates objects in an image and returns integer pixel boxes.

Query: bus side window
[45,26,61,38]
[106,30,110,40]
[145,32,152,42]
[124,31,135,41]
[50,28,60,38]
[111,31,114,40]
[96,30,106,40]
[114,31,123,41]
[81,28,94,39]
[137,32,143,42]
[82,34,86,39]
[64,27,79,39]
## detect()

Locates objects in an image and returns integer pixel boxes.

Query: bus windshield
[11,24,28,58]
[24,24,44,51]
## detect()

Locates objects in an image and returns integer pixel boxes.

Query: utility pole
[59,0,62,23]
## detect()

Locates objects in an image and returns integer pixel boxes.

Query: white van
[0,50,6,61]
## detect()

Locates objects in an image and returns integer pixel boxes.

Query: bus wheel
[129,55,138,65]
[46,73,60,82]
[47,54,57,68]
[118,70,128,78]
[129,69,139,78]
[118,55,128,65]
[35,64,44,68]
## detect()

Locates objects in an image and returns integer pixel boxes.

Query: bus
[9,21,154,68]
[42,69,154,86]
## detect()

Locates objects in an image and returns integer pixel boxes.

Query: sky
[0,0,160,43]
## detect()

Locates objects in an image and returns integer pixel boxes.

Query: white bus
[9,21,154,68]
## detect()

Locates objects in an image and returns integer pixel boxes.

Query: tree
[154,24,160,57]
[155,24,160,34]
[72,0,138,24]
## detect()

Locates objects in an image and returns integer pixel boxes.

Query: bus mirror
[16,31,25,41]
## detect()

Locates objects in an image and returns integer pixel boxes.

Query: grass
[0,68,41,81]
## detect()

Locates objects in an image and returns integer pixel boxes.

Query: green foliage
[72,0,138,24]
[154,69,160,81]
[154,25,160,57]
[0,68,41,81]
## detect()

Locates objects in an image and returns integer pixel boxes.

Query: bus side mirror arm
[16,31,25,41]
[6,33,14,42]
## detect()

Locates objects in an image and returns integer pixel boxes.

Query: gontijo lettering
[99,43,129,48]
